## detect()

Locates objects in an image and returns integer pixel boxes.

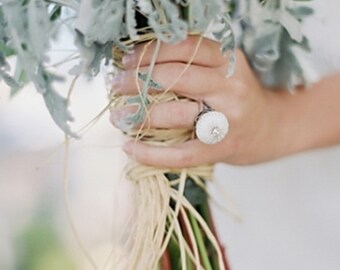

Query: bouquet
[0,0,313,269]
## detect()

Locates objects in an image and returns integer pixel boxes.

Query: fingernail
[112,73,124,92]
[123,141,133,155]
[122,54,135,68]
[110,106,138,131]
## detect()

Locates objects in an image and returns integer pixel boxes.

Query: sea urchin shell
[195,111,229,144]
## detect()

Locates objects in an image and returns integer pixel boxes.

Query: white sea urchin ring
[194,102,229,145]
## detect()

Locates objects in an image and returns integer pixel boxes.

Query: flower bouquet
[0,0,313,269]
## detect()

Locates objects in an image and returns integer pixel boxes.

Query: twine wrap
[110,91,226,270]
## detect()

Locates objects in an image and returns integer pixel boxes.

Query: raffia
[110,90,226,270]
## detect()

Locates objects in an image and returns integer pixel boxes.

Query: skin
[110,36,340,168]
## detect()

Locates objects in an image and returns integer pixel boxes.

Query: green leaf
[1,72,20,89]
[125,95,149,129]
[126,0,138,39]
[288,6,314,18]
[166,173,207,207]
[42,83,78,138]
[242,0,313,89]
[49,5,62,21]
[0,41,16,57]
[213,14,236,76]
[0,52,21,89]
[138,71,164,90]
[75,0,126,45]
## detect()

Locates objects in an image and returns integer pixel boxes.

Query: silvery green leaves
[126,0,138,39]
[0,51,20,89]
[212,14,236,76]
[1,0,77,136]
[188,0,224,31]
[46,0,79,11]
[124,39,162,129]
[0,8,10,49]
[74,0,129,76]
[124,95,150,131]
[139,0,188,43]
[183,0,236,77]
[0,0,314,136]
[0,7,20,88]
[138,72,164,90]
[73,31,113,76]
[144,0,226,43]
[75,0,125,45]
[242,0,313,89]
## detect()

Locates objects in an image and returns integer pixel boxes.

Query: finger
[122,139,224,168]
[122,36,228,69]
[110,101,199,130]
[112,63,226,98]
[146,101,199,129]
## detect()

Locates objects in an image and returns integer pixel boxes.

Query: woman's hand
[110,36,340,168]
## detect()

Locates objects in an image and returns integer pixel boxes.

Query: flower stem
[189,212,213,270]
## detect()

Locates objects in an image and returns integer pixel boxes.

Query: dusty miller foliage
[241,0,314,89]
[0,0,313,136]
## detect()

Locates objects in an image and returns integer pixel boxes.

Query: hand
[110,36,340,168]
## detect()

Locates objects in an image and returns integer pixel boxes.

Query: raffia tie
[110,91,225,270]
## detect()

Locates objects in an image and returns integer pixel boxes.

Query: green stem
[198,201,219,269]
[168,236,180,270]
[189,212,213,270]
[198,200,211,226]
[198,201,230,270]
[187,257,194,270]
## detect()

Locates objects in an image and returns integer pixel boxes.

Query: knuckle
[232,80,248,99]
[180,37,199,55]
[229,105,245,123]
[225,84,249,122]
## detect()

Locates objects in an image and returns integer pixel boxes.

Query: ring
[194,102,229,145]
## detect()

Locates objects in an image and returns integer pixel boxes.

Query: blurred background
[1,1,340,269]
[0,31,133,270]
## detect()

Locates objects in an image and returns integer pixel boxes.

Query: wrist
[266,76,340,160]
[264,89,306,159]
